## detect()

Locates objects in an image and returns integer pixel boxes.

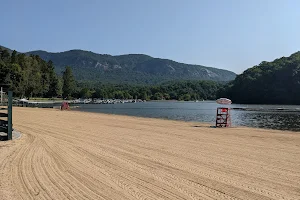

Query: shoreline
[13,107,300,136]
[67,107,300,133]
[14,101,300,132]
[70,108,300,134]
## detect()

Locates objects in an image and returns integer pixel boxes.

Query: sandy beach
[0,107,299,200]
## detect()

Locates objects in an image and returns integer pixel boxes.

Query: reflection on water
[74,101,300,131]
[232,111,300,131]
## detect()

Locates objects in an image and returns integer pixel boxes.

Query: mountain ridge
[1,45,236,84]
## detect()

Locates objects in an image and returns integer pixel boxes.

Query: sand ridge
[0,107,299,200]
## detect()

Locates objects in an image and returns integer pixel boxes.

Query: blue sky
[1,0,300,74]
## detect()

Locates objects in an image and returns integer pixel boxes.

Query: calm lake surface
[73,101,300,131]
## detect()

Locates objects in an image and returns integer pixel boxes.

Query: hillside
[218,51,300,104]
[0,45,13,54]
[24,49,236,84]
[1,45,221,100]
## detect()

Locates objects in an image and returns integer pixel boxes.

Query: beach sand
[0,107,299,200]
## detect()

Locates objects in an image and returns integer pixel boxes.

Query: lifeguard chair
[215,98,232,127]
[216,107,231,127]
[61,102,70,110]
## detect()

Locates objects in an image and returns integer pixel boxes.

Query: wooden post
[7,91,12,140]
[0,87,3,105]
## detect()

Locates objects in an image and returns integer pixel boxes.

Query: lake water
[73,101,300,131]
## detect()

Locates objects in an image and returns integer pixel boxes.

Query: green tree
[163,93,170,100]
[114,91,124,99]
[62,66,75,99]
[57,78,63,96]
[46,61,61,97]
[0,49,10,62]
[179,94,191,101]
[142,92,148,100]
[93,89,105,99]
[11,50,17,63]
[153,92,163,100]
[123,91,132,99]
[79,88,92,98]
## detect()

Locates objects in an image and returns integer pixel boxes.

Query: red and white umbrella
[216,98,232,105]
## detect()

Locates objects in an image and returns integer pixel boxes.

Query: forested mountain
[218,52,300,104]
[25,49,236,84]
[0,45,225,100]
[4,44,300,104]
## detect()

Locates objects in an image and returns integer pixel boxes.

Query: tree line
[0,48,61,98]
[0,48,78,99]
[75,80,221,101]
